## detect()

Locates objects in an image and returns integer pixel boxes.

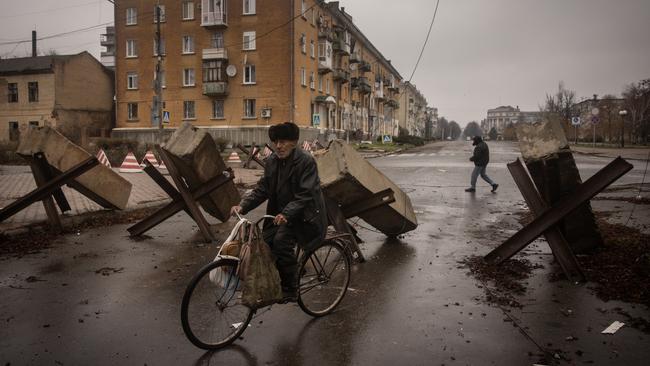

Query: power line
[407,0,440,83]
[0,21,114,46]
[0,1,100,19]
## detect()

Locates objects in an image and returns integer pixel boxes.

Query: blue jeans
[470,165,495,189]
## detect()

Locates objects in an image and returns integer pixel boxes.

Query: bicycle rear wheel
[298,240,351,317]
[181,259,253,350]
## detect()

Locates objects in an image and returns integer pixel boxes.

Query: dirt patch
[0,206,160,259]
[460,255,544,308]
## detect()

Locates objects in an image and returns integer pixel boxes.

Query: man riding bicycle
[230,122,328,302]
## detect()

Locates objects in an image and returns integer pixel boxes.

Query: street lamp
[619,109,628,148]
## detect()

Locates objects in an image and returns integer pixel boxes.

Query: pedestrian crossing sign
[383,135,392,143]
[163,111,170,123]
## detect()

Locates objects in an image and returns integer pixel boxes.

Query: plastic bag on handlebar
[209,218,249,286]
[239,224,283,309]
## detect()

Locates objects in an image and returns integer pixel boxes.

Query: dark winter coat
[240,148,327,252]
[470,141,490,166]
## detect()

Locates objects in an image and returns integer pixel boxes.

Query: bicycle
[180,214,352,350]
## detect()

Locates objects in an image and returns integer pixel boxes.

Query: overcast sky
[1,0,649,126]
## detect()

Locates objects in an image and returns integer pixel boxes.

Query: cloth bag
[238,224,283,309]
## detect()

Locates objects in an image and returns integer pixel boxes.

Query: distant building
[483,105,519,136]
[570,96,624,142]
[397,81,428,137]
[100,26,116,70]
[0,51,115,143]
[424,106,437,139]
[112,0,403,144]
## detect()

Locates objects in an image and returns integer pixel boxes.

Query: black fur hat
[268,122,300,142]
[472,136,483,146]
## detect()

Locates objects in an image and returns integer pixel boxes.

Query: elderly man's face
[273,139,297,159]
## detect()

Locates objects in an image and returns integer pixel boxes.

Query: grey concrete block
[315,140,417,236]
[16,126,132,210]
[516,119,569,160]
[162,123,240,222]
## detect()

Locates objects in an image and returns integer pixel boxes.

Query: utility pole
[153,1,164,140]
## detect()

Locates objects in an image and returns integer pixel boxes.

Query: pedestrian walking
[465,136,498,193]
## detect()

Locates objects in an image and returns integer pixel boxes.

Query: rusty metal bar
[485,157,633,264]
[505,159,585,282]
[142,161,192,218]
[159,149,216,242]
[127,171,233,237]
[324,196,365,263]
[29,156,63,230]
[340,188,395,219]
[0,157,99,222]
[32,153,71,213]
[237,143,265,168]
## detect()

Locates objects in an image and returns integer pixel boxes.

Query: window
[8,122,19,141]
[300,68,306,86]
[211,32,224,48]
[243,31,256,50]
[301,0,307,17]
[310,40,315,58]
[243,0,256,15]
[244,99,256,118]
[29,121,39,128]
[126,8,137,25]
[28,82,38,102]
[153,37,165,55]
[183,101,196,119]
[182,2,194,20]
[309,72,315,89]
[183,68,195,86]
[213,100,224,119]
[8,83,18,103]
[244,64,256,84]
[312,8,317,25]
[318,75,323,91]
[182,36,194,54]
[300,34,306,54]
[326,78,330,94]
[127,103,138,120]
[126,40,137,57]
[154,5,166,22]
[127,72,138,89]
[203,61,224,82]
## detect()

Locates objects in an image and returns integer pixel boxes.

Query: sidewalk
[0,164,262,233]
[572,144,650,161]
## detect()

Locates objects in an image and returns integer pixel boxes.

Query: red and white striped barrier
[227,151,242,163]
[263,146,273,158]
[96,149,112,169]
[118,152,143,173]
[302,140,312,152]
[158,158,168,173]
[141,150,159,167]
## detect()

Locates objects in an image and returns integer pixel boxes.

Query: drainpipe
[289,0,295,124]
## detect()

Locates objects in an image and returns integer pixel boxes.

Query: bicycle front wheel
[181,259,253,350]
[298,240,351,317]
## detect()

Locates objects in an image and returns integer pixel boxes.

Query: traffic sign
[591,107,599,116]
[571,116,581,126]
[162,111,170,123]
[591,116,599,124]
[383,135,392,143]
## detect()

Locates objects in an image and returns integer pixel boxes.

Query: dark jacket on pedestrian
[469,137,490,166]
[240,147,328,252]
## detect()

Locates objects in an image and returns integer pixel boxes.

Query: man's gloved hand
[274,213,288,226]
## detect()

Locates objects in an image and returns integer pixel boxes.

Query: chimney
[32,30,37,57]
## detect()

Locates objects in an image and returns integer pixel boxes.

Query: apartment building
[112,0,402,144]
[397,82,428,137]
[0,52,114,143]
[100,26,116,70]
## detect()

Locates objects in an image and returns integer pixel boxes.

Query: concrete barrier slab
[162,123,240,222]
[315,140,417,236]
[16,127,132,210]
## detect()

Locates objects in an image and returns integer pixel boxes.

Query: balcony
[202,48,228,60]
[202,11,227,27]
[332,39,350,55]
[359,60,372,73]
[318,28,334,41]
[385,98,400,109]
[100,54,115,68]
[100,34,114,47]
[203,81,228,96]
[352,77,371,94]
[349,52,361,64]
[318,60,332,74]
[332,68,350,82]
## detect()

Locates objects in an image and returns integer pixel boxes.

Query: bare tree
[622,79,650,144]
[541,81,576,135]
[448,121,461,140]
[463,121,482,138]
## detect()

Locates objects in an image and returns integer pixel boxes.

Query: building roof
[0,54,76,76]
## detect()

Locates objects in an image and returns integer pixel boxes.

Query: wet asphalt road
[1,141,649,365]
